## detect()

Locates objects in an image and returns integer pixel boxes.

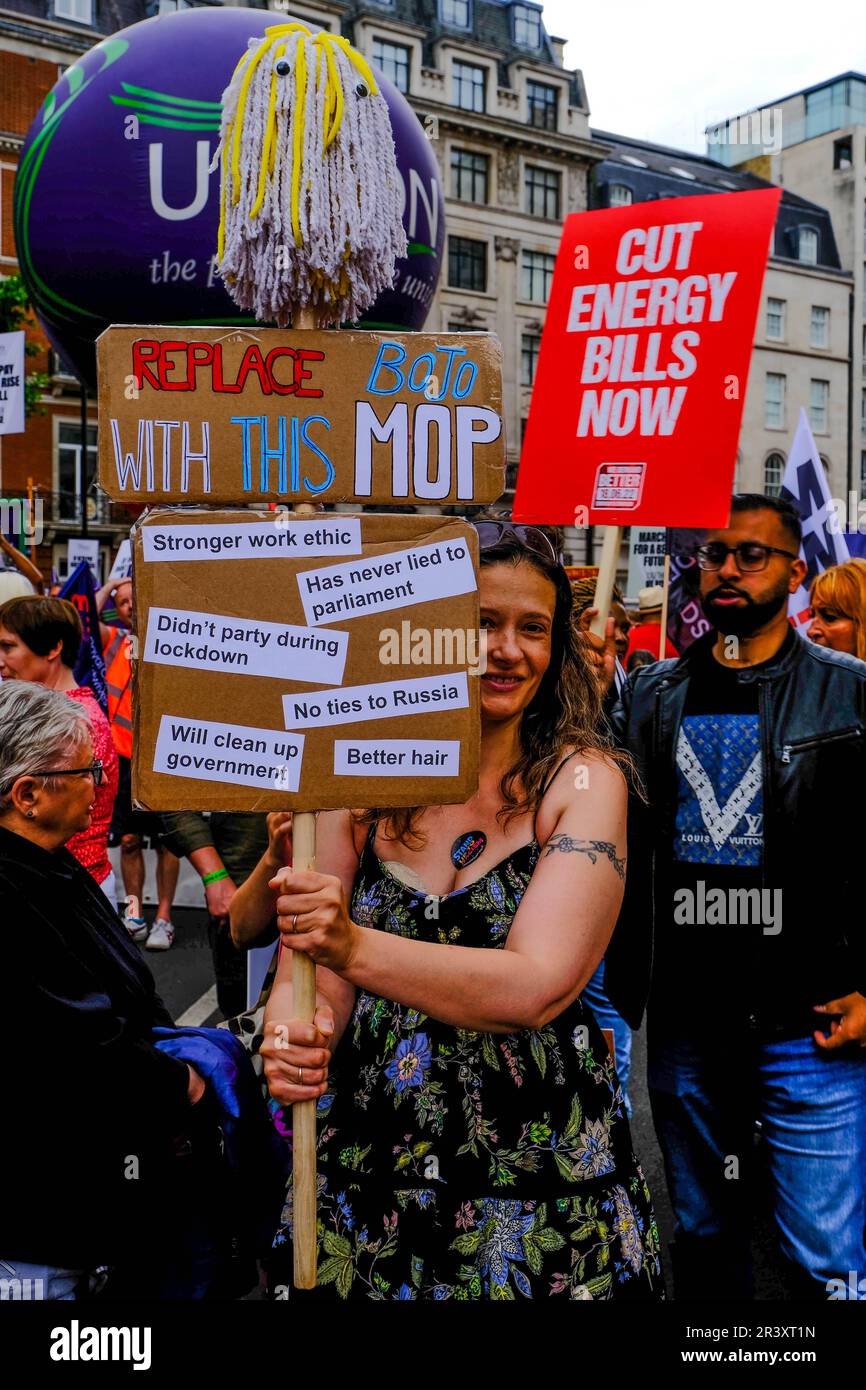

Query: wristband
[202,868,229,885]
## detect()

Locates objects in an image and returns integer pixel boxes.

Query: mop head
[213,23,407,327]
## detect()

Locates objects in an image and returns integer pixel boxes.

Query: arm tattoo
[543,834,626,881]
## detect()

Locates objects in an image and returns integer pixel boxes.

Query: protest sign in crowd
[0,13,864,1329]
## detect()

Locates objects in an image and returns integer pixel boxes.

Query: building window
[765,373,786,429]
[609,183,633,207]
[513,3,542,48]
[764,452,785,496]
[766,297,786,340]
[441,0,471,28]
[861,389,866,438]
[798,227,819,264]
[448,236,487,292]
[525,165,561,220]
[54,0,93,19]
[810,304,830,348]
[527,80,558,131]
[809,379,829,433]
[834,135,853,169]
[451,148,489,203]
[453,61,486,113]
[372,39,410,93]
[521,250,555,303]
[520,332,541,387]
[57,422,97,523]
[861,450,866,501]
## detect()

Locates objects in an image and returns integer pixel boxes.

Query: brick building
[0,1,152,581]
[1,0,606,575]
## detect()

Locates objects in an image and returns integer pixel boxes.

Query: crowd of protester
[1,496,865,1302]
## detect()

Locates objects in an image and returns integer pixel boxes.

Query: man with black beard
[605,494,866,1301]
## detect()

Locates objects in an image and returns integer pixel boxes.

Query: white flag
[779,408,849,632]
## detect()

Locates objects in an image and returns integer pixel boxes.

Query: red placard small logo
[593,463,646,510]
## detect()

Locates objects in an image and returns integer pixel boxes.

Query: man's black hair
[730,493,802,548]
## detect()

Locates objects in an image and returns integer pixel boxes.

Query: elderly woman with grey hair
[0,682,206,1300]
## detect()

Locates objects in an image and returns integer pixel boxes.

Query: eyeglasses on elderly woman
[0,758,104,796]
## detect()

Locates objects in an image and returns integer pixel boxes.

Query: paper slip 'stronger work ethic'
[284,672,469,729]
[141,517,362,562]
[298,539,476,626]
[154,717,304,792]
[144,607,349,684]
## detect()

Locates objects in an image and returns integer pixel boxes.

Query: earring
[25,810,35,819]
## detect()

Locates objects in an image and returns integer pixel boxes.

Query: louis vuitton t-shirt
[652,633,793,1031]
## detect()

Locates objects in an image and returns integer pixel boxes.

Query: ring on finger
[297,1065,304,1085]
[291,913,298,932]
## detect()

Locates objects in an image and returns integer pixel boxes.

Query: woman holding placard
[232,524,663,1301]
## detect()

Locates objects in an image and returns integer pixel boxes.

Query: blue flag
[60,560,108,713]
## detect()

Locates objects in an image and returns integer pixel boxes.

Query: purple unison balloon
[14,7,444,388]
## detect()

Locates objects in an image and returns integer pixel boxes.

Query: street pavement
[139,904,789,1301]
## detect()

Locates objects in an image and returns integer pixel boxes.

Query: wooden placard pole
[289,806,318,1289]
[658,552,671,660]
[588,525,623,641]
[291,306,319,1291]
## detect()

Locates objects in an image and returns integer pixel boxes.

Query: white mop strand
[213,30,407,327]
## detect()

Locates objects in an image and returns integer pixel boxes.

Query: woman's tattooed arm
[543,834,626,881]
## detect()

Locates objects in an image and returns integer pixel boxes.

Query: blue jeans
[582,960,633,1117]
[647,1029,866,1298]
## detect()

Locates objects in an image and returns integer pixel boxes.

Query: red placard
[513,189,781,526]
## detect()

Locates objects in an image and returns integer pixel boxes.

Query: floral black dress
[271,831,664,1301]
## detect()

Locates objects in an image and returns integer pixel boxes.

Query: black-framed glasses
[13,759,105,793]
[472,520,559,564]
[696,542,798,573]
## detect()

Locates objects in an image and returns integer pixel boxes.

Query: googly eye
[275,59,291,76]
[355,81,369,97]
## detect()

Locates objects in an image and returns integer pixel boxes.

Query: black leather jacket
[605,629,866,1031]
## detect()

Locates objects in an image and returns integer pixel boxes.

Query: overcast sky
[541,0,866,152]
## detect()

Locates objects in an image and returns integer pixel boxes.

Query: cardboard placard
[513,189,781,526]
[97,327,505,507]
[131,509,480,811]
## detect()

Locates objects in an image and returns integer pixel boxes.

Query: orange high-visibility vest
[103,626,133,759]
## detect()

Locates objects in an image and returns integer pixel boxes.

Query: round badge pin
[451,830,487,869]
